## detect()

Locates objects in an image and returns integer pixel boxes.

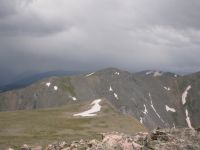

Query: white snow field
[73,99,102,117]
[114,93,119,99]
[153,71,163,77]
[86,72,95,77]
[69,96,77,101]
[182,85,192,105]
[54,86,58,91]
[164,86,171,91]
[109,86,113,92]
[165,105,176,112]
[149,93,165,123]
[143,104,148,115]
[185,109,193,129]
[46,82,51,87]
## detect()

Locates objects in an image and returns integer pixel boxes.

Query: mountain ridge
[0,67,200,130]
[0,70,82,92]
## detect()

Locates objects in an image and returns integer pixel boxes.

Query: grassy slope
[0,100,146,147]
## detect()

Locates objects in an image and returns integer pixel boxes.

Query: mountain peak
[97,67,124,73]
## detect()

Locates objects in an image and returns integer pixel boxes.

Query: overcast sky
[1,0,200,79]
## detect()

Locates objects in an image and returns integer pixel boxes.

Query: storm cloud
[1,0,200,78]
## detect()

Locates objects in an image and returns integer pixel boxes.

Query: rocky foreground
[6,128,200,150]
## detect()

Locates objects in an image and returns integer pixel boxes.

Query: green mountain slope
[0,99,145,147]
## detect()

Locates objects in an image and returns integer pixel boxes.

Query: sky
[1,0,200,82]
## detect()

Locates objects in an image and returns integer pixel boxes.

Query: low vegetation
[57,77,76,97]
[0,100,145,147]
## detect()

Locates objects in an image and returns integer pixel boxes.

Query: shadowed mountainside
[0,68,200,130]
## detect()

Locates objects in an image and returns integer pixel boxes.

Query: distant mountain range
[0,67,200,130]
[0,70,81,92]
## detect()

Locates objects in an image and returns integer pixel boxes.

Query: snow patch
[140,117,143,124]
[73,99,102,117]
[182,85,192,105]
[72,97,77,101]
[86,72,95,77]
[165,105,176,112]
[114,72,120,75]
[150,100,161,119]
[174,74,178,78]
[146,71,163,77]
[140,104,148,124]
[163,86,171,91]
[146,71,152,75]
[114,93,119,99]
[70,96,77,101]
[149,93,164,123]
[185,109,193,129]
[153,71,163,77]
[109,86,113,92]
[54,86,58,91]
[46,82,51,87]
[143,104,148,115]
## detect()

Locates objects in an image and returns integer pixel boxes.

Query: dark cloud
[0,0,200,81]
[0,0,33,18]
[0,17,69,36]
[0,0,18,18]
[0,0,68,36]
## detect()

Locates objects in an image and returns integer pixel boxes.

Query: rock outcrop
[9,128,200,150]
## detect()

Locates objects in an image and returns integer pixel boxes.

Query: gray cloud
[1,0,200,80]
[0,0,19,18]
[0,0,68,36]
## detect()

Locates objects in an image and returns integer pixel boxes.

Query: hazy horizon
[1,0,200,83]
[1,66,198,87]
